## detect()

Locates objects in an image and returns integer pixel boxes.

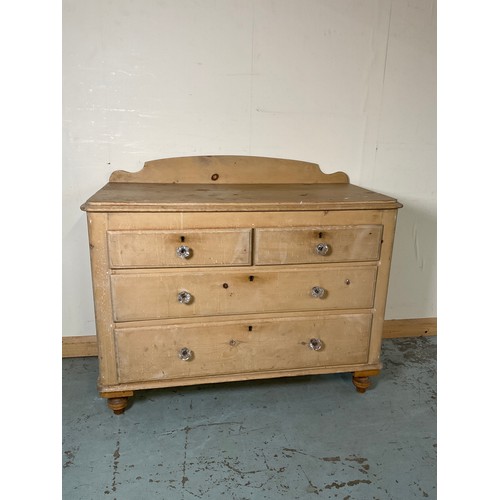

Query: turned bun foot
[107,397,129,414]
[352,376,370,393]
[100,391,134,414]
[352,370,380,394]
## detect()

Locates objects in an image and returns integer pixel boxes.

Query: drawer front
[115,313,372,383]
[110,265,377,322]
[107,228,252,268]
[254,225,382,265]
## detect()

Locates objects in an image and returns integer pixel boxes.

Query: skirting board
[62,317,437,358]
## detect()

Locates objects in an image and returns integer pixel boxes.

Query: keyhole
[248,326,253,332]
[318,232,323,238]
[249,275,254,282]
[180,236,185,242]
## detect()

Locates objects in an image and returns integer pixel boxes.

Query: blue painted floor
[62,337,436,499]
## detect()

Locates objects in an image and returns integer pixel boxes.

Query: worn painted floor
[62,337,436,499]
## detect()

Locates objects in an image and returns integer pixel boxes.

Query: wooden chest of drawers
[81,156,401,414]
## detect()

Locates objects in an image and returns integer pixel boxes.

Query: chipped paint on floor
[62,337,436,499]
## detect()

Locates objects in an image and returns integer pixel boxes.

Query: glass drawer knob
[176,245,192,259]
[311,286,326,298]
[309,338,323,351]
[315,243,330,256]
[178,347,193,361]
[177,291,192,304]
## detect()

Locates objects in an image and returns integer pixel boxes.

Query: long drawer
[115,313,372,383]
[110,265,378,322]
[107,228,252,268]
[254,225,383,265]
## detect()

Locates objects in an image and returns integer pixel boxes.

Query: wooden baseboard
[62,335,99,358]
[382,317,437,339]
[62,317,437,358]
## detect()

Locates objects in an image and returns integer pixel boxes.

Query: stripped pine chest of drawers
[81,156,402,414]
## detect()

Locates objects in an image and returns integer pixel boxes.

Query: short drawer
[115,313,372,383]
[254,225,383,265]
[110,265,377,322]
[107,228,252,268]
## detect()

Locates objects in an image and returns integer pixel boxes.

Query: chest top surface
[81,155,402,213]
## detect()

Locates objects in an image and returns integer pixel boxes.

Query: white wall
[63,0,436,336]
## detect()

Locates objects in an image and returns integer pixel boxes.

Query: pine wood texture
[107,228,252,268]
[81,182,401,213]
[366,209,398,366]
[62,335,99,357]
[382,317,437,338]
[99,391,134,415]
[81,156,400,213]
[115,313,372,384]
[62,318,436,358]
[254,225,383,265]
[107,210,386,230]
[108,155,349,184]
[105,398,129,415]
[94,362,384,392]
[86,213,119,387]
[352,369,381,393]
[80,155,402,412]
[110,265,377,322]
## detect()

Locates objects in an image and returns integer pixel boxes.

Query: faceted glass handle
[311,286,326,298]
[177,291,192,304]
[308,338,323,351]
[176,245,192,259]
[315,243,330,256]
[178,347,193,361]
